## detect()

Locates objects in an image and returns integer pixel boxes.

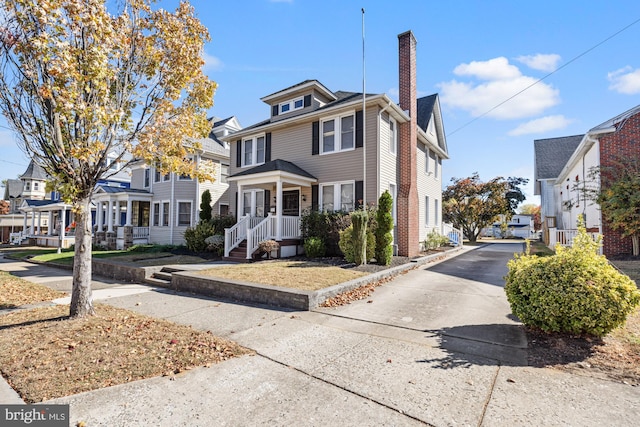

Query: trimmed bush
[339,224,375,264]
[204,235,224,255]
[303,237,326,258]
[505,220,640,336]
[351,210,369,265]
[300,209,351,256]
[184,221,216,252]
[423,230,450,250]
[199,190,212,222]
[375,191,394,265]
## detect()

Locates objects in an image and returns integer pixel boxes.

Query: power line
[446,16,640,137]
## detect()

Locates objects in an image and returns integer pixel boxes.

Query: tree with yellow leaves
[0,0,217,317]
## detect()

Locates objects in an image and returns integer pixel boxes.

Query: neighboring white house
[485,214,534,239]
[5,116,238,249]
[534,104,640,256]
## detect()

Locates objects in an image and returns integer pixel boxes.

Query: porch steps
[148,266,187,286]
[223,240,255,263]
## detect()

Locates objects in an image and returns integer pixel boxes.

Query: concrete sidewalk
[1,249,639,426]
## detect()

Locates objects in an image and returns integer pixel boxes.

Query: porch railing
[132,227,150,239]
[224,215,251,258]
[441,223,463,247]
[549,228,602,249]
[281,216,301,239]
[246,216,272,259]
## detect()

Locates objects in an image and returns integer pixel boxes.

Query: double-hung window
[389,118,397,155]
[144,169,150,187]
[177,202,192,226]
[320,182,355,212]
[242,135,265,167]
[162,202,170,227]
[321,113,355,154]
[152,202,160,226]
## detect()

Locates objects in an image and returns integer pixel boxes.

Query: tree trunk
[632,234,639,257]
[69,197,95,318]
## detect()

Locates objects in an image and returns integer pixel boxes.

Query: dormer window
[279,96,304,115]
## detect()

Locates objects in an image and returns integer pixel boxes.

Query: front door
[282,190,300,216]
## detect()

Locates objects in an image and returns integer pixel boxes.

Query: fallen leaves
[0,304,252,403]
[0,271,66,308]
[320,277,394,307]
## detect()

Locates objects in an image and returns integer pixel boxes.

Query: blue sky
[2,0,640,205]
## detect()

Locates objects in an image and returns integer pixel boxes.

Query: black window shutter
[303,94,311,108]
[312,121,319,155]
[234,192,238,220]
[265,133,272,163]
[236,140,242,167]
[311,185,319,211]
[272,105,279,117]
[356,110,363,148]
[264,190,270,217]
[355,181,364,209]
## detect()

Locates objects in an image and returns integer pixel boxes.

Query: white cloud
[608,66,640,94]
[508,115,573,136]
[203,52,223,72]
[516,54,561,72]
[438,57,560,120]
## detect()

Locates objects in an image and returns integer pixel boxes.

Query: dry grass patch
[0,304,252,403]
[199,260,368,291]
[0,271,67,309]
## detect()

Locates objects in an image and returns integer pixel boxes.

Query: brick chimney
[397,31,419,257]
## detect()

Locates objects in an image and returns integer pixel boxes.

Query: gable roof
[230,159,316,180]
[4,179,22,199]
[534,135,583,181]
[416,94,437,132]
[590,104,640,133]
[95,185,151,195]
[19,160,48,181]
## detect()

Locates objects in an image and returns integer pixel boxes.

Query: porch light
[302,195,307,202]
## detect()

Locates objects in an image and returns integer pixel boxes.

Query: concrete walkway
[1,246,639,426]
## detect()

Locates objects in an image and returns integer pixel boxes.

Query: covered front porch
[92,186,153,250]
[225,160,317,260]
[17,199,74,249]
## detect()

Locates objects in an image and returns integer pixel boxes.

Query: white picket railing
[246,216,272,259]
[441,223,463,247]
[224,215,252,257]
[224,215,303,258]
[132,226,150,239]
[548,228,602,254]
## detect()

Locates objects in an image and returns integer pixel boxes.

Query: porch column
[107,198,114,232]
[36,211,42,235]
[275,179,283,241]
[30,210,35,235]
[47,211,53,235]
[23,212,27,235]
[59,208,66,246]
[125,199,133,226]
[114,201,121,227]
[237,183,243,219]
[96,201,104,232]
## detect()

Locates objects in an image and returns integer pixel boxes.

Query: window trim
[176,200,193,227]
[162,172,171,182]
[389,117,397,155]
[241,134,266,167]
[161,200,170,227]
[279,96,304,115]
[320,111,356,155]
[154,168,161,183]
[319,180,356,212]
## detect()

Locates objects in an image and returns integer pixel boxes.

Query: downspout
[170,173,175,245]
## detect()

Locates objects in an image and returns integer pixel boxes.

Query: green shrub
[199,190,212,222]
[210,214,236,232]
[184,221,216,252]
[375,191,394,265]
[351,210,369,265]
[423,230,450,250]
[204,235,225,255]
[339,224,375,264]
[300,209,351,256]
[303,237,326,258]
[505,219,640,336]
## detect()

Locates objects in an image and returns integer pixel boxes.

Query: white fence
[225,214,302,259]
[548,228,602,254]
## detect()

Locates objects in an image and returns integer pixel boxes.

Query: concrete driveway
[2,244,639,426]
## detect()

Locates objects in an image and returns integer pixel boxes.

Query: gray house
[222,31,455,260]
